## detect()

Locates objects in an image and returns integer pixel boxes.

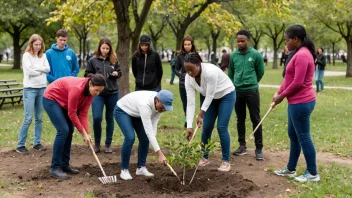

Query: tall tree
[145,13,169,51]
[0,0,51,69]
[303,0,352,77]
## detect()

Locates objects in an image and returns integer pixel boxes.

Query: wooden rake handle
[89,143,107,177]
[247,104,274,142]
[188,125,199,144]
[166,163,181,182]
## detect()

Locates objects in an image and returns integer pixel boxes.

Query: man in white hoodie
[113,90,173,180]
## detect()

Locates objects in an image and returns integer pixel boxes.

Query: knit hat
[140,34,151,44]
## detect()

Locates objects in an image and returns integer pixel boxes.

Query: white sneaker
[120,169,133,180]
[136,166,154,177]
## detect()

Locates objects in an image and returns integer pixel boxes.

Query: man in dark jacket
[132,35,163,91]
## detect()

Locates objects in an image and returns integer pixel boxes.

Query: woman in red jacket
[43,74,105,179]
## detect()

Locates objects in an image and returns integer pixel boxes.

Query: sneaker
[50,168,69,180]
[94,145,100,153]
[33,144,47,151]
[16,146,29,154]
[217,161,231,172]
[232,146,247,156]
[198,158,210,167]
[274,167,297,177]
[120,169,133,180]
[136,166,154,177]
[104,145,112,153]
[294,170,320,182]
[255,149,264,160]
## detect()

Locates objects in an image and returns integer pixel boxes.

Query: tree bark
[345,39,352,77]
[332,42,336,66]
[211,29,220,55]
[272,46,279,69]
[12,27,21,70]
[113,0,133,98]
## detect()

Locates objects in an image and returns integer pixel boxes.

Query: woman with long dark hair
[84,38,122,153]
[175,35,198,128]
[43,74,106,179]
[273,24,320,182]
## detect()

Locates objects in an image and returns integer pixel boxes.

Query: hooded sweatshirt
[45,44,80,83]
[132,50,162,90]
[228,47,265,92]
[84,56,122,96]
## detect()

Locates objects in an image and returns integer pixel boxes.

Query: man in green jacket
[228,30,265,160]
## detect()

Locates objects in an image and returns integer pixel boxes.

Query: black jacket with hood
[84,56,122,96]
[174,53,187,85]
[132,50,163,90]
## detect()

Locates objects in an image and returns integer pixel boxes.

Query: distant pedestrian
[46,29,79,83]
[169,51,178,85]
[132,35,162,92]
[16,34,50,154]
[273,24,320,183]
[220,49,230,72]
[315,47,326,92]
[84,38,122,153]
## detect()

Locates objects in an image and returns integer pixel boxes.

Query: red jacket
[44,77,93,134]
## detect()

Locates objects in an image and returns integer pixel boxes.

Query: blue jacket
[45,44,79,83]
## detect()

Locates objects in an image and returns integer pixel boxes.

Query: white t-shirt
[22,52,50,88]
[117,91,162,152]
[185,63,235,128]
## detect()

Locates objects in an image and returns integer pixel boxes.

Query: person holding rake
[184,52,235,172]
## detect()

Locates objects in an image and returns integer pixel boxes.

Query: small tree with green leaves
[164,132,219,185]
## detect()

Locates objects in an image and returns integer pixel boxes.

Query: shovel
[247,103,274,142]
[88,143,117,184]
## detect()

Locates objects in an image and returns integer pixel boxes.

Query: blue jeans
[17,87,46,148]
[200,91,235,161]
[287,100,317,175]
[114,106,149,169]
[43,97,74,170]
[92,93,119,146]
[315,70,324,91]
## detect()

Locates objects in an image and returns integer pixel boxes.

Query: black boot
[62,166,79,174]
[50,168,69,179]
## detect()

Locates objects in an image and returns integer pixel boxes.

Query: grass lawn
[0,61,351,197]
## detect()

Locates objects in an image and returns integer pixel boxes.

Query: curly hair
[184,52,202,64]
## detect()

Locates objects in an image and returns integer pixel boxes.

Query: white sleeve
[139,105,161,152]
[22,54,41,76]
[201,72,217,112]
[186,75,196,128]
[151,113,161,136]
[35,54,50,73]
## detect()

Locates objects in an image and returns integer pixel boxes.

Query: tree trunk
[252,40,259,50]
[211,31,220,55]
[272,47,279,69]
[345,39,352,77]
[83,36,87,68]
[79,38,82,68]
[12,27,21,70]
[113,0,133,98]
[176,28,187,52]
[332,42,336,66]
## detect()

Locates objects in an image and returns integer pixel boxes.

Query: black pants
[235,90,263,150]
[179,83,187,115]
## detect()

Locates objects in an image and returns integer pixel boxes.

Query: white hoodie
[22,52,50,88]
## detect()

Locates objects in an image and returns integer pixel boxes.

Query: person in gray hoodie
[84,38,122,153]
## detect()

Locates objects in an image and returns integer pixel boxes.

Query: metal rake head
[98,175,117,184]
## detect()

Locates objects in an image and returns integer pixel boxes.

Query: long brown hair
[94,38,117,64]
[180,35,197,54]
[25,34,45,57]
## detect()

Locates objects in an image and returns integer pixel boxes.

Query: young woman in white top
[16,34,50,154]
[185,52,235,172]
[114,90,173,180]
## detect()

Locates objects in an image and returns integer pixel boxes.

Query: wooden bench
[0,83,20,88]
[0,88,23,95]
[0,79,16,83]
[0,94,23,109]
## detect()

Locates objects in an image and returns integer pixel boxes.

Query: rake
[88,143,117,184]
[188,125,199,144]
[247,103,274,142]
[166,163,182,184]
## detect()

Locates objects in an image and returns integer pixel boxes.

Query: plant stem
[183,165,186,186]
[189,164,199,185]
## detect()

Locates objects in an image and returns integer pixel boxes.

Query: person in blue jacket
[46,29,79,83]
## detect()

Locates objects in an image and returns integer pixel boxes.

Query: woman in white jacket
[16,34,50,154]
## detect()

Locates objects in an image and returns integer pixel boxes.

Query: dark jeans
[43,97,74,170]
[287,100,317,175]
[170,67,175,84]
[179,83,187,115]
[235,90,263,149]
[92,92,119,146]
[114,106,149,169]
[200,91,235,161]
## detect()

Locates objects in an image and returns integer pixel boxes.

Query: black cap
[140,34,151,44]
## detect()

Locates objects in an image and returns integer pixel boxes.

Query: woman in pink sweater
[43,74,105,179]
[272,25,320,183]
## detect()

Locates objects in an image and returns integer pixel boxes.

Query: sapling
[164,132,219,185]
